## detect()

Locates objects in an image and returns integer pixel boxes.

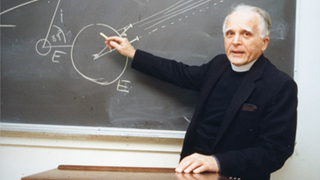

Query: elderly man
[105,4,297,180]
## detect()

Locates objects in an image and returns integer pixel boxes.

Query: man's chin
[229,58,245,67]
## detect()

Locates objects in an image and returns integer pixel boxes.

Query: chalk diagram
[1,0,225,87]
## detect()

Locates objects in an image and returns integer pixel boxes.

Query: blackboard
[0,0,296,131]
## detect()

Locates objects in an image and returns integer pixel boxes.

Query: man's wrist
[212,155,221,172]
[129,49,136,59]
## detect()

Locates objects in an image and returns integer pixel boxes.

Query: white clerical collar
[231,59,258,72]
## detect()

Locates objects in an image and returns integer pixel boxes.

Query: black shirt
[194,66,247,154]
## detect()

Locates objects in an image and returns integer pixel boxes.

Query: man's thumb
[110,41,121,50]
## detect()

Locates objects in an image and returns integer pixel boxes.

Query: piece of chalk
[100,32,108,39]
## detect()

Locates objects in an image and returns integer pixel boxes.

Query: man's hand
[105,36,136,59]
[175,153,219,173]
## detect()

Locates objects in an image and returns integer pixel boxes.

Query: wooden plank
[21,168,173,180]
[58,165,175,172]
[22,166,230,180]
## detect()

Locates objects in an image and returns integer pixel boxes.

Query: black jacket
[132,50,298,180]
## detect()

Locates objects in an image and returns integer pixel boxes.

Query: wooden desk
[21,165,230,180]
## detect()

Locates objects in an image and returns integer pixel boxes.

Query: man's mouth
[231,51,245,56]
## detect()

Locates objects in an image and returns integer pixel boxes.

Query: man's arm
[105,37,214,92]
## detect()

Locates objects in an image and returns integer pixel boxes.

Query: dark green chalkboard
[0,0,296,131]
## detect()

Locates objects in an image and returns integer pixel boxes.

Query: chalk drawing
[117,80,132,93]
[1,0,224,88]
[0,0,39,27]
[70,23,129,86]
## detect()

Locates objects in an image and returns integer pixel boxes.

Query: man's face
[224,10,269,66]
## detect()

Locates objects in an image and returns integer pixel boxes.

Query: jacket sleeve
[131,49,211,92]
[214,78,298,179]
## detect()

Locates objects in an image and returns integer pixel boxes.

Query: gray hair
[222,4,272,38]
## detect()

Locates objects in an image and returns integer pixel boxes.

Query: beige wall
[0,131,183,180]
[271,0,320,179]
[1,0,320,179]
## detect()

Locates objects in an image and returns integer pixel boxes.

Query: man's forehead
[225,10,260,31]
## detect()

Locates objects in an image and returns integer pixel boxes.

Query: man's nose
[232,34,242,45]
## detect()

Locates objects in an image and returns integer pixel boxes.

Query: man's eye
[226,32,233,36]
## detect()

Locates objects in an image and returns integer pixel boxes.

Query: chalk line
[0,0,39,15]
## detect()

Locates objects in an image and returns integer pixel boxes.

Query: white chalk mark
[116,0,212,43]
[92,46,109,60]
[0,25,16,27]
[52,50,67,63]
[92,48,116,60]
[35,38,52,56]
[46,45,73,48]
[60,9,63,23]
[0,0,39,15]
[139,0,207,28]
[139,0,208,28]
[117,80,131,93]
[184,117,191,122]
[0,0,39,28]
[43,0,61,48]
[144,0,212,30]
[119,23,133,37]
[129,36,140,44]
[118,0,185,31]
[163,0,193,15]
[53,25,67,43]
[71,23,129,86]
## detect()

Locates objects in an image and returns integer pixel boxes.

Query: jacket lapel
[195,60,230,117]
[181,57,229,158]
[213,55,268,148]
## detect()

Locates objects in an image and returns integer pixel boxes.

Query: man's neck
[231,59,257,72]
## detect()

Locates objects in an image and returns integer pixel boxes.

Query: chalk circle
[35,38,52,56]
[71,23,128,85]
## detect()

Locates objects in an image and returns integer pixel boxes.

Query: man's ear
[262,36,270,51]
